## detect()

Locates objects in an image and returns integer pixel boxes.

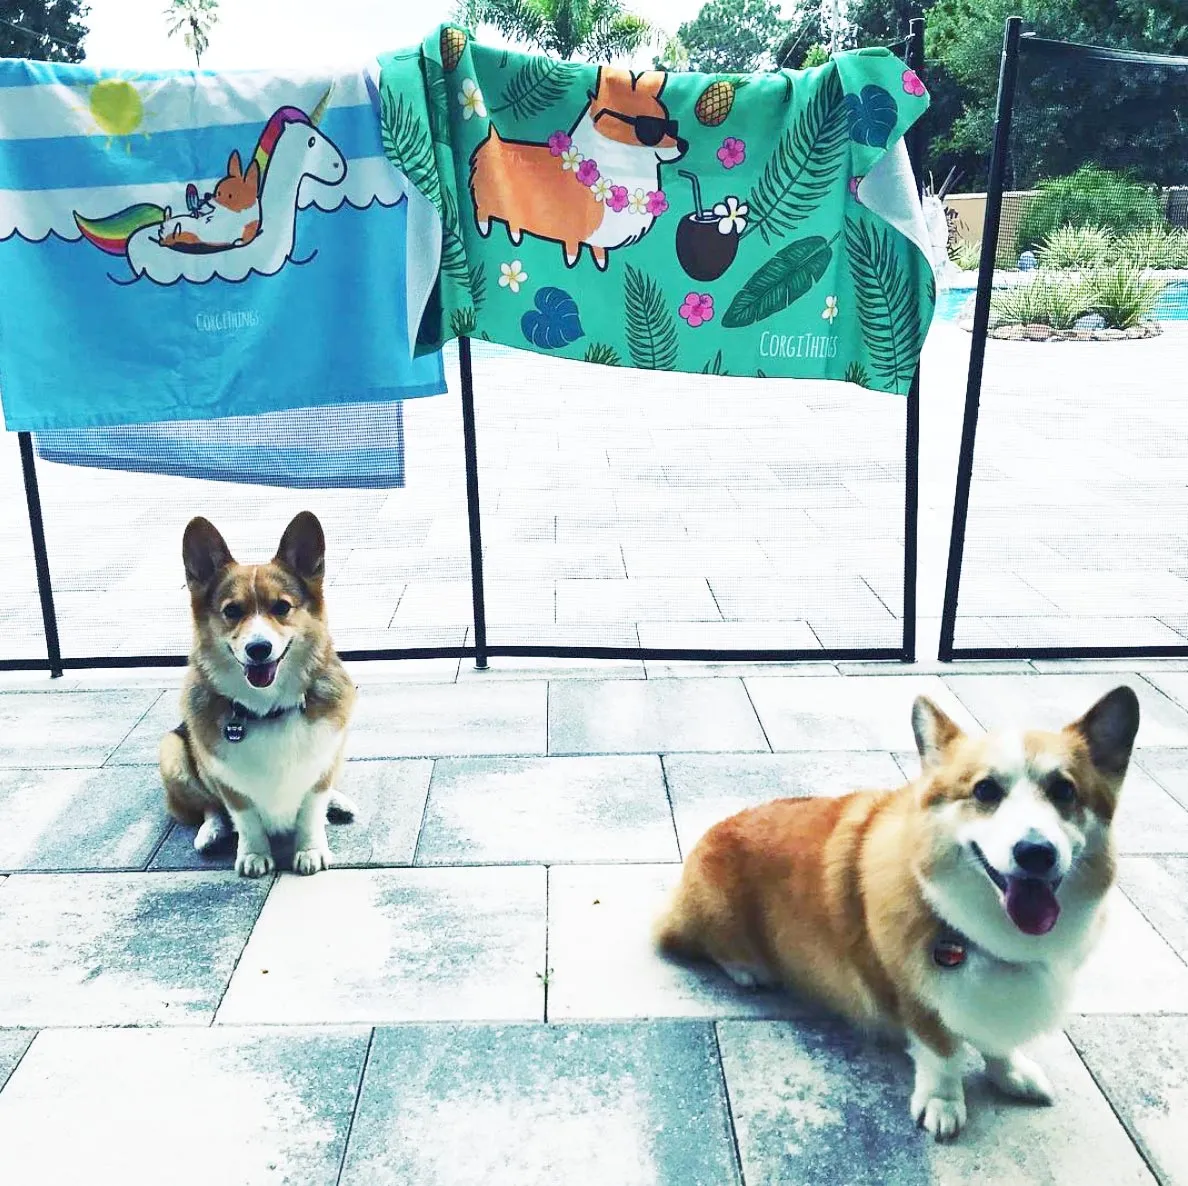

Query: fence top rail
[1020,32,1188,70]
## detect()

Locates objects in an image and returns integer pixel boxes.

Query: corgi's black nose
[1013,838,1057,876]
[245,640,273,663]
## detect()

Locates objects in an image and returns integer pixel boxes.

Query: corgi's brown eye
[973,779,1004,805]
[272,600,292,617]
[222,603,244,622]
[1048,777,1076,805]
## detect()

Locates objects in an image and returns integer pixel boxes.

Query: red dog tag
[933,939,966,969]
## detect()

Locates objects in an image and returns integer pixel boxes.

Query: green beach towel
[379,28,935,394]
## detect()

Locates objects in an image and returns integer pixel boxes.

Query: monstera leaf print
[522,288,584,349]
[721,236,833,328]
[845,85,897,148]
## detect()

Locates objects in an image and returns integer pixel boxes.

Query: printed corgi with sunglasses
[470,67,687,270]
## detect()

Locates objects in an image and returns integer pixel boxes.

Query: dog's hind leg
[194,809,233,854]
[326,789,358,823]
[159,725,218,826]
[982,1051,1054,1105]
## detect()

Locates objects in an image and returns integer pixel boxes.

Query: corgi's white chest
[572,125,662,250]
[206,712,343,833]
[921,948,1073,1055]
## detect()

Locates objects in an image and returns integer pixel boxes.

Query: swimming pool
[935,278,1188,323]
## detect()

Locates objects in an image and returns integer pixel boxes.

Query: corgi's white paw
[326,790,358,823]
[476,217,490,237]
[985,1053,1054,1104]
[911,1090,966,1142]
[509,227,522,244]
[194,812,231,853]
[235,851,274,878]
[293,846,331,876]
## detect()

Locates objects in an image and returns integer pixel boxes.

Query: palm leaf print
[845,217,927,392]
[439,186,471,287]
[624,265,678,371]
[491,57,581,120]
[746,69,849,244]
[379,90,440,212]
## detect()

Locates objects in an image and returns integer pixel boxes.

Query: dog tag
[224,716,246,743]
[933,939,966,969]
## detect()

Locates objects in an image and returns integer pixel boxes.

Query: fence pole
[458,337,489,670]
[938,15,1023,661]
[18,432,63,677]
[900,16,927,664]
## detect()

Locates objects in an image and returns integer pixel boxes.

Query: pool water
[936,278,1188,323]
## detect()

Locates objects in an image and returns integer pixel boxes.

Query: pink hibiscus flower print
[716,137,746,169]
[848,175,863,203]
[607,185,629,213]
[646,190,669,216]
[548,130,572,157]
[902,69,926,98]
[576,158,600,186]
[679,292,714,328]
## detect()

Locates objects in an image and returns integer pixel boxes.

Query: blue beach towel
[0,59,445,486]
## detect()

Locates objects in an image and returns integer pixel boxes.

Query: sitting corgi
[158,150,261,251]
[159,512,356,877]
[470,68,686,270]
[654,687,1141,1140]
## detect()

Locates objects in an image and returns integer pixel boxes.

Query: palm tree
[455,0,652,62]
[164,0,219,68]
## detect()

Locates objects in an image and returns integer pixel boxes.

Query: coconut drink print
[379,28,935,394]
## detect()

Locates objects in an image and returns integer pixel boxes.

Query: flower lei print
[547,131,667,220]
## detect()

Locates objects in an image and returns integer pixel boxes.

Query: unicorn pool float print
[73,87,345,284]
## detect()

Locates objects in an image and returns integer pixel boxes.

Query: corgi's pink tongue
[245,661,278,688]
[1005,877,1060,935]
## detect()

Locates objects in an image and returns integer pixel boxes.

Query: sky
[79,0,735,70]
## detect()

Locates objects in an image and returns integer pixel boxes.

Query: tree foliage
[1,0,89,61]
[164,0,219,68]
[454,0,652,62]
[673,0,789,74]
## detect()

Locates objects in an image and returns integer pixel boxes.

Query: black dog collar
[224,698,304,743]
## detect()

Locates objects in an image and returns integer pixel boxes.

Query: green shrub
[949,239,982,271]
[1111,226,1188,270]
[1086,265,1167,329]
[1016,165,1164,253]
[990,277,1097,331]
[1036,224,1114,270]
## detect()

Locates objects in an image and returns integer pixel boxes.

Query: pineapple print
[695,79,738,127]
[440,26,468,72]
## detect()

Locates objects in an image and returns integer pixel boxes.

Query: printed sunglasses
[593,107,682,147]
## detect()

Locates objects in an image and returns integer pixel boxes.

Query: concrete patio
[0,660,1186,1183]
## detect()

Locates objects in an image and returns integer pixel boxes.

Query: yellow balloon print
[88,80,144,149]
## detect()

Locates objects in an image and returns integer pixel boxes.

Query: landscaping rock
[993,325,1028,340]
[1023,324,1053,341]
[1098,329,1125,340]
[1075,313,1107,331]
[1018,250,1038,270]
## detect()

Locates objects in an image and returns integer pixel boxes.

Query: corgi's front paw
[911,1089,966,1142]
[984,1053,1054,1105]
[235,850,275,878]
[293,846,332,876]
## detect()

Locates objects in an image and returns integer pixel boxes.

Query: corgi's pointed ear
[227,150,242,178]
[912,696,964,768]
[633,71,666,97]
[590,66,606,102]
[244,159,260,191]
[275,511,325,584]
[182,517,234,594]
[1066,686,1140,778]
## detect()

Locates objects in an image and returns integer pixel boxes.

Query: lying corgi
[470,68,686,270]
[158,150,261,251]
[655,686,1140,1140]
[159,512,356,877]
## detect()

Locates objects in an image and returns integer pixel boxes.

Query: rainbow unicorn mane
[251,106,311,193]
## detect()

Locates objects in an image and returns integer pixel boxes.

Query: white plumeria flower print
[628,188,648,214]
[499,260,528,294]
[713,196,749,235]
[822,295,839,323]
[559,146,583,171]
[590,177,612,202]
[459,78,486,120]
